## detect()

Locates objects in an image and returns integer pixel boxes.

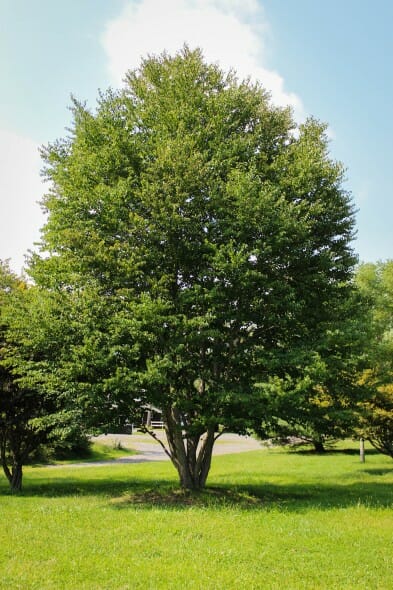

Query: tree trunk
[313,440,325,453]
[194,427,215,488]
[10,463,23,493]
[1,435,25,492]
[2,459,23,493]
[163,407,216,490]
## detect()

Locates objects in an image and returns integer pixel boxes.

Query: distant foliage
[356,262,393,458]
[0,260,88,491]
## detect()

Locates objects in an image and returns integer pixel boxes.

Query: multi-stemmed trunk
[1,434,31,493]
[2,458,23,493]
[148,406,217,490]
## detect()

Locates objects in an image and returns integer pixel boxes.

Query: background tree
[355,261,393,458]
[0,260,35,492]
[255,290,369,451]
[0,261,86,492]
[30,47,357,489]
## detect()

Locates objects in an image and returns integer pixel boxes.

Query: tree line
[1,48,392,492]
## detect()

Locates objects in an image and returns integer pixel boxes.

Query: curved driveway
[68,432,265,468]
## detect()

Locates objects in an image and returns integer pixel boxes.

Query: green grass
[58,441,137,464]
[1,444,392,589]
[31,440,137,466]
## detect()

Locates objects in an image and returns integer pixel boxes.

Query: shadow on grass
[2,472,392,512]
[0,474,176,501]
[292,447,381,456]
[222,480,393,510]
[362,468,393,476]
[108,479,393,511]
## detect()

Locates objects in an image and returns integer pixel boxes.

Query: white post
[146,409,152,427]
[360,437,365,463]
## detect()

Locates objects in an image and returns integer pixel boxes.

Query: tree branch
[214,428,226,441]
[140,426,172,459]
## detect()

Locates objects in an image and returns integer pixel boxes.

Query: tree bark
[9,463,23,493]
[163,406,216,490]
[195,426,215,489]
[1,455,12,484]
[2,459,23,493]
[1,437,24,492]
[313,440,325,453]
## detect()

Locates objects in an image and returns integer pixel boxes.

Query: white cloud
[101,0,304,119]
[0,129,45,275]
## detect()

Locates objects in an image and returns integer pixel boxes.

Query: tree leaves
[29,47,357,486]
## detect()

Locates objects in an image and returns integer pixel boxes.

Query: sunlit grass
[1,443,392,589]
[65,440,136,463]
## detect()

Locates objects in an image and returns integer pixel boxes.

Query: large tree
[30,48,357,489]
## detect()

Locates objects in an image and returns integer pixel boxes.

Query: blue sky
[1,0,392,273]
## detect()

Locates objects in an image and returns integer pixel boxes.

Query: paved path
[51,433,264,468]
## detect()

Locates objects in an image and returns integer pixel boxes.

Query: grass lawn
[1,443,392,589]
[53,441,137,465]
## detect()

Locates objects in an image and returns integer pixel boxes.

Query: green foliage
[34,439,136,464]
[255,290,370,450]
[44,429,91,461]
[355,261,393,457]
[0,261,42,491]
[30,47,357,488]
[0,260,88,491]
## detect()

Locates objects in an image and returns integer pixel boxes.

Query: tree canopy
[255,289,369,452]
[30,47,357,489]
[0,260,89,492]
[355,261,393,458]
[0,263,49,490]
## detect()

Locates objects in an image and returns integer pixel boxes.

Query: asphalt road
[61,432,264,468]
